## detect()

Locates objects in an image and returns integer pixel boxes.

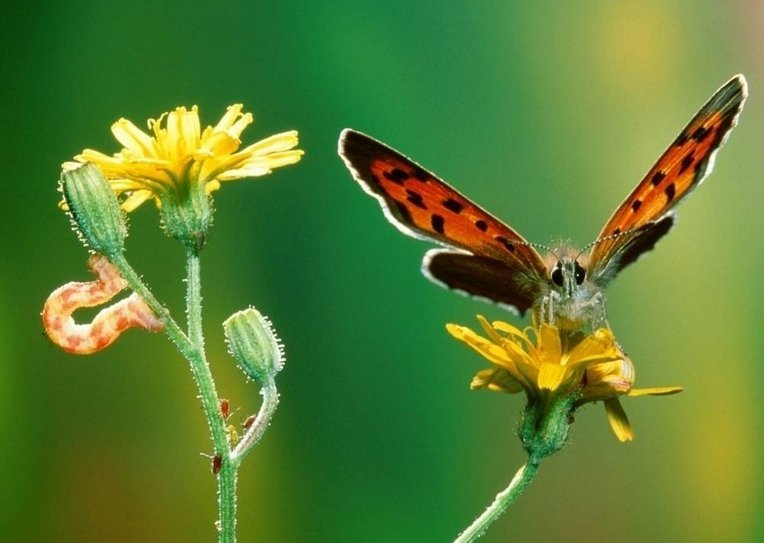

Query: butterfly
[338,75,746,332]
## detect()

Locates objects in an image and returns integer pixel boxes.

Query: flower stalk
[231,378,279,465]
[46,104,302,542]
[448,316,682,541]
[454,460,539,543]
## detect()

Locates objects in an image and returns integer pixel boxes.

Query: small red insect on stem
[220,398,231,420]
[211,453,223,475]
[42,254,164,355]
[242,415,256,430]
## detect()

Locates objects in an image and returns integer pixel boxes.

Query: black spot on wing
[442,198,463,213]
[384,168,409,184]
[412,166,430,182]
[475,219,488,232]
[431,214,445,234]
[651,171,666,186]
[631,199,642,212]
[691,125,711,143]
[679,153,694,174]
[494,236,516,253]
[405,189,427,209]
[674,131,689,147]
[664,183,676,202]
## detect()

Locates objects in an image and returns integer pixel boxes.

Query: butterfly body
[532,249,605,331]
[339,76,746,332]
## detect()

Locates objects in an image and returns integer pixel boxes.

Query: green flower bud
[60,163,126,256]
[224,308,284,383]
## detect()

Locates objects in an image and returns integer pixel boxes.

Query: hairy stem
[185,250,236,543]
[109,253,190,356]
[231,378,279,466]
[453,458,540,543]
[110,251,237,542]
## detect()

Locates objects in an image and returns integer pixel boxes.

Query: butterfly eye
[550,263,564,287]
[574,261,586,285]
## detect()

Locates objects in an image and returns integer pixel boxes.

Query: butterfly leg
[589,291,607,329]
[538,291,561,325]
[575,290,608,331]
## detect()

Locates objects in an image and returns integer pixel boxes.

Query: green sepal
[519,392,580,461]
[157,179,212,252]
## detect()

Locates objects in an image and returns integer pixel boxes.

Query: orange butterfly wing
[589,75,747,283]
[339,129,547,311]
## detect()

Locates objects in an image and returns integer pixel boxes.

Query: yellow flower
[63,104,303,212]
[447,316,682,442]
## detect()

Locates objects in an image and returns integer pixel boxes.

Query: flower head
[63,105,303,249]
[64,104,303,212]
[447,316,682,442]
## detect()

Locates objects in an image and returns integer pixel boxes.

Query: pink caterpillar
[42,255,164,354]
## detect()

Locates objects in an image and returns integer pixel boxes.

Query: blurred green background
[2,1,763,541]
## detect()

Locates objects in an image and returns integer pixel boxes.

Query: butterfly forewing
[339,130,547,275]
[589,75,747,281]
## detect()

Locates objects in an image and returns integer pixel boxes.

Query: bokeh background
[2,1,763,542]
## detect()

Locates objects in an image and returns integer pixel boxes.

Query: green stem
[185,249,205,349]
[453,458,540,543]
[109,253,190,357]
[184,250,236,543]
[110,251,236,542]
[230,378,279,466]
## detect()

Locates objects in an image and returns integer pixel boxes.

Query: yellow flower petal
[604,398,634,442]
[537,324,562,365]
[446,324,514,367]
[211,104,247,133]
[537,362,568,391]
[491,320,529,341]
[121,190,155,213]
[470,368,524,393]
[566,333,610,362]
[477,315,504,344]
[582,360,634,399]
[627,386,683,397]
[199,131,241,158]
[221,150,304,179]
[111,118,156,157]
[239,130,300,156]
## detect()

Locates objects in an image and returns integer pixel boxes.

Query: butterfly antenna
[578,226,641,259]
[526,241,560,260]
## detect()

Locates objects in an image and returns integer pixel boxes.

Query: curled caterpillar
[42,254,164,354]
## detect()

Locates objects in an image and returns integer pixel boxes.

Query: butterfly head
[549,257,587,298]
[537,247,607,331]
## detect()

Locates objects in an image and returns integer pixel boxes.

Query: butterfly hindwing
[423,249,541,314]
[339,129,548,305]
[589,75,747,282]
[589,213,676,286]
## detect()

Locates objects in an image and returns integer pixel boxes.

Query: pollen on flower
[42,254,164,355]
